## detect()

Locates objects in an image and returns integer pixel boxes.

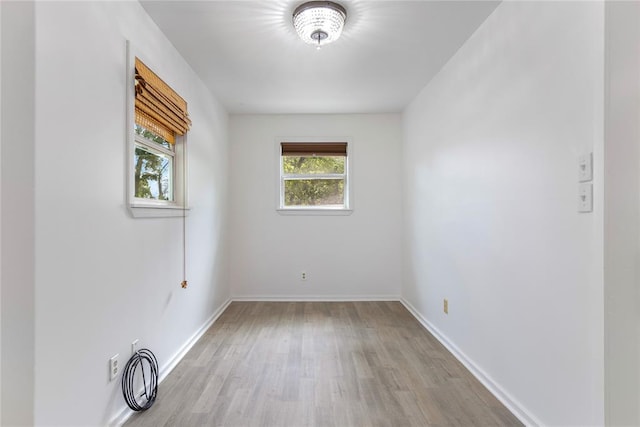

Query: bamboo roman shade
[134,58,191,144]
[281,142,347,156]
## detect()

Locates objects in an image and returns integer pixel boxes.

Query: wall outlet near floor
[301,271,307,281]
[443,299,449,314]
[131,339,139,355]
[109,354,119,381]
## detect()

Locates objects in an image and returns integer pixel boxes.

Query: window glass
[283,156,345,174]
[284,179,344,207]
[134,145,173,201]
[135,124,172,150]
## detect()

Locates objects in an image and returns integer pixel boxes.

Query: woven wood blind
[134,58,191,144]
[281,142,347,156]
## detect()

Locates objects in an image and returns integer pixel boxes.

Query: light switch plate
[578,183,593,213]
[578,153,593,182]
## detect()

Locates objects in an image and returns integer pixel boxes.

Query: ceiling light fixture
[293,1,347,49]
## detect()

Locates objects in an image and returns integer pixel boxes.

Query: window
[134,125,174,201]
[279,142,350,211]
[128,51,191,217]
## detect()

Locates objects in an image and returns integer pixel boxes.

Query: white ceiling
[140,1,499,114]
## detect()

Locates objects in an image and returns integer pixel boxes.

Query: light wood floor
[125,302,522,426]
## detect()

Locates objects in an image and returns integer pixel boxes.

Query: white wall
[604,2,640,425]
[0,0,2,419]
[1,2,36,425]
[32,2,230,425]
[0,1,2,419]
[229,114,402,300]
[402,2,604,425]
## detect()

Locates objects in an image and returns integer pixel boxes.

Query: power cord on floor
[121,348,158,411]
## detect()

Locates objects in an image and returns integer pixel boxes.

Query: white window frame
[276,137,353,216]
[126,41,189,218]
[133,128,176,202]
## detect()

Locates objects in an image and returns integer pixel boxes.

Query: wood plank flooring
[124,302,522,427]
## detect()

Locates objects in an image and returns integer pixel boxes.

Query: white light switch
[578,183,593,213]
[578,153,593,182]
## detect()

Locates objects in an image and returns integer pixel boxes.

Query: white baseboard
[159,298,233,383]
[231,294,401,302]
[400,298,541,427]
[109,298,232,427]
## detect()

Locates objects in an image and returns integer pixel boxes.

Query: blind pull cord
[181,137,188,289]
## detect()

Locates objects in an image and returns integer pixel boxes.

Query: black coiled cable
[121,348,158,411]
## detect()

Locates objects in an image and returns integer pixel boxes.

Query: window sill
[277,208,353,216]
[129,204,191,218]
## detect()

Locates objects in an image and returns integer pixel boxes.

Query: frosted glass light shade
[293,1,346,47]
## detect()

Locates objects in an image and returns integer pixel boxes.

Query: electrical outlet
[578,153,593,182]
[131,339,139,355]
[109,354,119,381]
[443,299,449,314]
[301,271,307,281]
[578,182,593,213]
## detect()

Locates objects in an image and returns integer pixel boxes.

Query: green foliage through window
[134,146,172,200]
[283,156,344,174]
[284,179,344,206]
[135,125,172,149]
[134,125,174,201]
[282,155,346,207]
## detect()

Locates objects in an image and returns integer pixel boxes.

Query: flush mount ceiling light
[293,1,347,49]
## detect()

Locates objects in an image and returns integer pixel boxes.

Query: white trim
[276,208,353,216]
[128,205,191,218]
[399,298,541,427]
[283,173,344,180]
[134,131,175,157]
[159,298,232,383]
[109,298,232,427]
[231,295,400,302]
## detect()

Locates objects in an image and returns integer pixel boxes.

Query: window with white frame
[134,125,175,201]
[279,142,349,210]
[129,54,191,216]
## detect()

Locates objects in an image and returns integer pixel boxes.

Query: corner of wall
[399,298,541,426]
[0,1,36,425]
[603,2,640,425]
